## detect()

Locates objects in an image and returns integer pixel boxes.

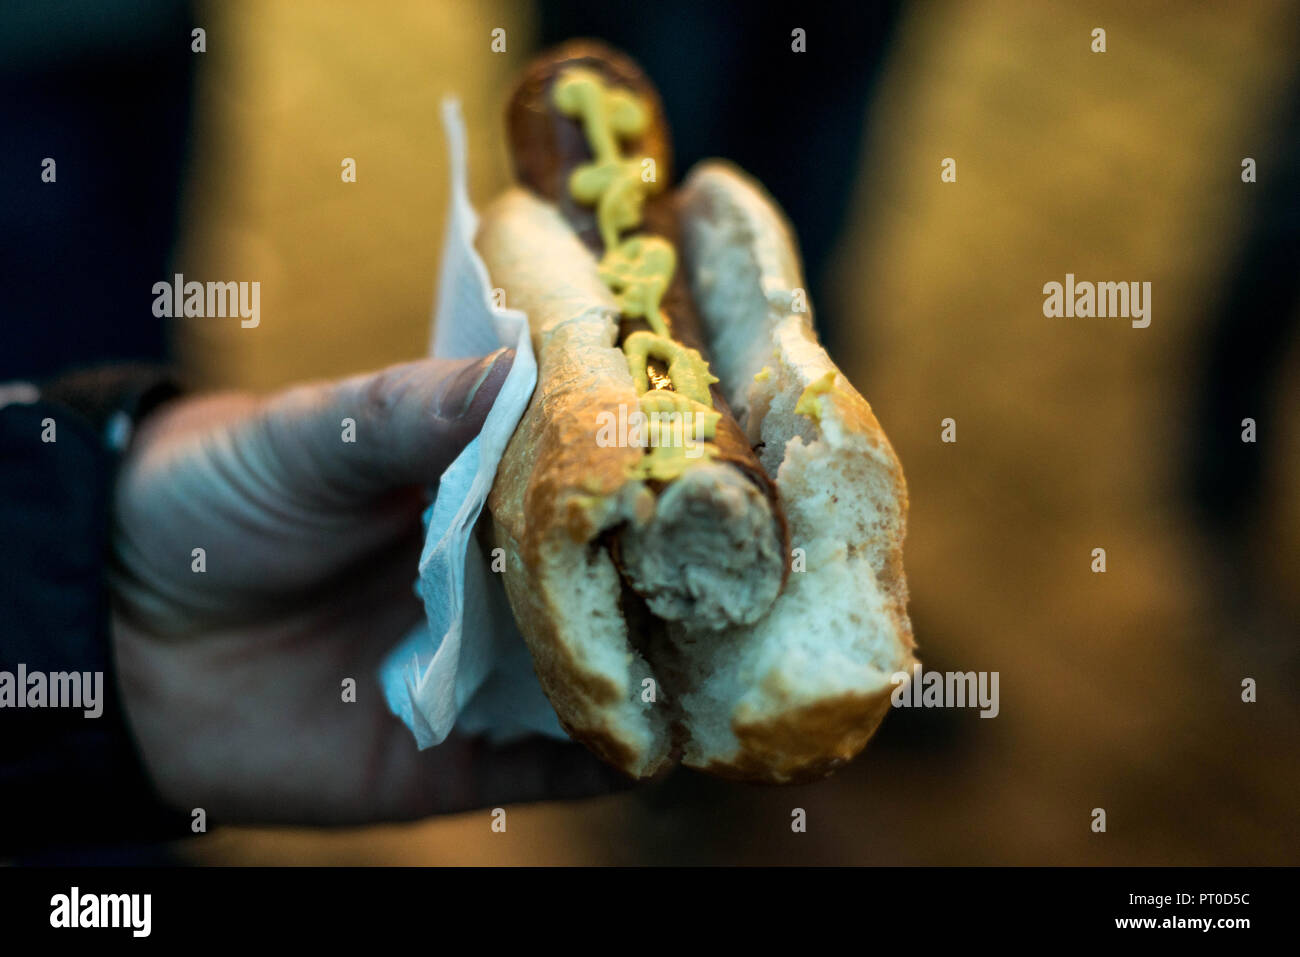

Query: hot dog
[480,41,914,782]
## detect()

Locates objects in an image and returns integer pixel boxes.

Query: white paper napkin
[379,99,565,747]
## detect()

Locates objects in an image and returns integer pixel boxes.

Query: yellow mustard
[794,370,837,423]
[554,67,720,480]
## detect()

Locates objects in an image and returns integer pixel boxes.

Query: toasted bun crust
[480,190,672,777]
[478,164,914,782]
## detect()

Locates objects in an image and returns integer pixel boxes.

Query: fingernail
[436,348,514,419]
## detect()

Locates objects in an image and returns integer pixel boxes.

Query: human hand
[109,349,626,826]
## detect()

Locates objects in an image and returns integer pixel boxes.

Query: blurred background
[5,0,1297,863]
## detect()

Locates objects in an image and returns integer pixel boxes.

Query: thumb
[245,348,515,506]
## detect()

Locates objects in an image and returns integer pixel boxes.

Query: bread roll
[477,161,914,782]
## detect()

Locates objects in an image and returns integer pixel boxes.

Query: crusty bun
[481,188,674,777]
[479,162,914,782]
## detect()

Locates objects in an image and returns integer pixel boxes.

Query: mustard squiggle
[554,67,720,480]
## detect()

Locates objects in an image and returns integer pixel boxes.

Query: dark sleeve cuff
[0,365,190,856]
[39,362,183,449]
